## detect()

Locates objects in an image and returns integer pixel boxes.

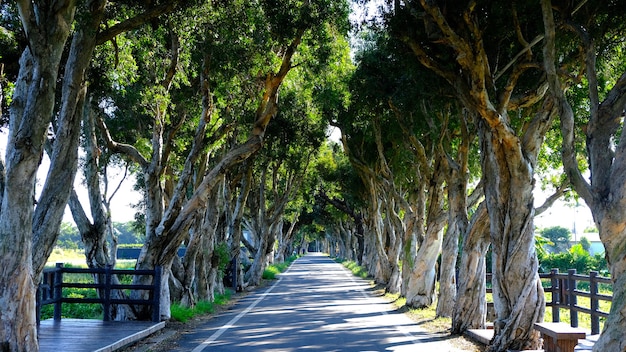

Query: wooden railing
[487,269,612,335]
[37,263,162,323]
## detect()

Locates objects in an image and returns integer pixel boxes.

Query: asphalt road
[169,253,465,352]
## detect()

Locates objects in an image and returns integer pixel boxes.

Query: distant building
[571,232,605,256]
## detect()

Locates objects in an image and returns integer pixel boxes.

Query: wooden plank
[465,329,493,345]
[534,322,586,339]
[38,319,165,352]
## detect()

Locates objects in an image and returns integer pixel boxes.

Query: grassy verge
[262,254,300,280]
[487,288,611,331]
[170,290,234,322]
[334,258,369,279]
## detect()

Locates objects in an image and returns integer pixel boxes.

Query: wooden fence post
[36,277,42,326]
[568,269,578,327]
[589,270,600,334]
[103,265,112,321]
[152,266,162,322]
[53,263,64,321]
[550,268,560,322]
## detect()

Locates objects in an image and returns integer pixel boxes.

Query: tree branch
[541,0,593,203]
[95,1,183,45]
[96,113,150,168]
[534,182,570,216]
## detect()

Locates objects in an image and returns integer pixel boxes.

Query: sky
[533,194,596,240]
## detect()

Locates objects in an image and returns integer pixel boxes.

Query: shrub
[262,266,281,280]
[539,244,608,275]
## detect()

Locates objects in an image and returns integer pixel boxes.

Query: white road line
[190,260,297,352]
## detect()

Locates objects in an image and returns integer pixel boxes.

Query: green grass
[46,248,138,269]
[262,255,301,280]
[170,289,233,322]
[487,285,612,332]
[542,291,611,332]
[40,287,103,320]
[335,258,369,279]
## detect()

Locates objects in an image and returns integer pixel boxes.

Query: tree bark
[437,113,472,317]
[479,120,545,352]
[437,161,469,317]
[227,166,252,292]
[452,203,490,334]
[0,2,76,350]
[275,217,298,263]
[67,99,135,321]
[32,0,107,276]
[405,163,446,307]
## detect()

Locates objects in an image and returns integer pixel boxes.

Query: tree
[0,2,102,350]
[579,236,591,252]
[540,226,572,253]
[94,0,350,319]
[0,2,208,349]
[541,1,626,349]
[389,2,552,349]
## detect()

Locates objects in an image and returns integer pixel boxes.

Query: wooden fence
[37,263,162,323]
[487,269,612,335]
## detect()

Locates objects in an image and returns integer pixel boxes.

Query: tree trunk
[178,215,204,307]
[437,115,472,317]
[67,94,137,321]
[275,217,298,263]
[437,216,461,317]
[540,3,626,350]
[480,123,544,352]
[592,210,626,351]
[405,226,443,307]
[405,158,447,308]
[452,203,490,334]
[32,0,107,276]
[0,3,76,350]
[401,193,422,299]
[227,166,252,292]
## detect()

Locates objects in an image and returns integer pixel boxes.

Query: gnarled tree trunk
[479,121,545,352]
[452,203,490,334]
[0,3,77,350]
[437,114,472,317]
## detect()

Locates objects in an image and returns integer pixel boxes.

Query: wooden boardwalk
[38,319,165,352]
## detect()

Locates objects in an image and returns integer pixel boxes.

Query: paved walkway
[167,253,467,352]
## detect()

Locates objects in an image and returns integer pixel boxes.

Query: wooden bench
[534,322,586,352]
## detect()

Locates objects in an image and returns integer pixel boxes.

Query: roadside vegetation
[170,291,234,323]
[334,258,369,279]
[262,255,300,280]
